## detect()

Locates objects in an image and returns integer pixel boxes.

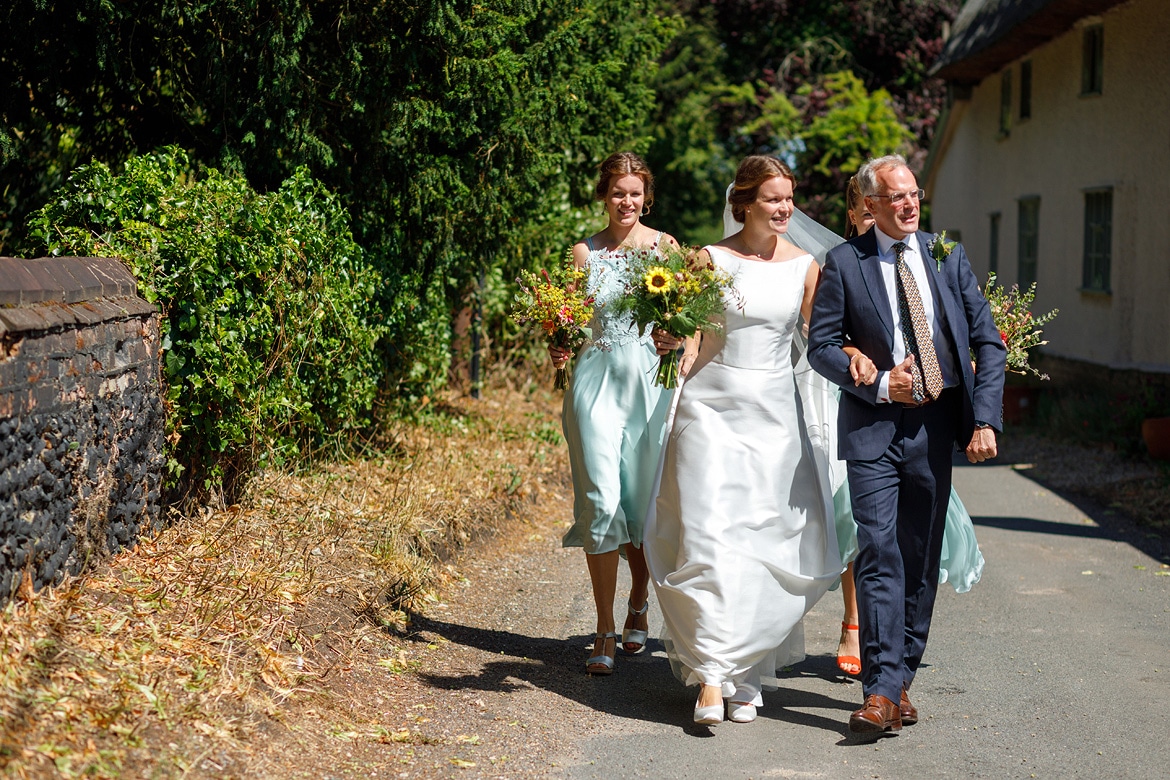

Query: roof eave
[929,0,1131,84]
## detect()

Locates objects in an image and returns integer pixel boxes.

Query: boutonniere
[928,231,957,272]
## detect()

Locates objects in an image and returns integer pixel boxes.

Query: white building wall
[928,0,1170,371]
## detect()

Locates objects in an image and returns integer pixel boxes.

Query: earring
[641,204,651,216]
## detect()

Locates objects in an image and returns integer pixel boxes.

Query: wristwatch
[974,421,993,430]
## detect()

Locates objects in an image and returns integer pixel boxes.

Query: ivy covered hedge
[31,148,385,497]
[2,0,679,409]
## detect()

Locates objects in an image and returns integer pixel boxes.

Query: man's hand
[965,427,998,463]
[887,355,918,404]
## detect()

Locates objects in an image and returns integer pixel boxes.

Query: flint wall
[0,257,164,603]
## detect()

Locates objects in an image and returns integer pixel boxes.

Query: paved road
[544,459,1170,779]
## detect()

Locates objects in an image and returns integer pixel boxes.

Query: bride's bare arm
[680,334,700,376]
[799,259,821,339]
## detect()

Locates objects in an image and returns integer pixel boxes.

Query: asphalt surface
[539,457,1170,779]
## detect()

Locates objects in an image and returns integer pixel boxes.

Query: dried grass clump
[0,383,567,778]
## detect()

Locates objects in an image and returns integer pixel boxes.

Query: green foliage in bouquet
[610,244,737,388]
[983,272,1059,380]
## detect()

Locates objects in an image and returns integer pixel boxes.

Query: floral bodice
[585,238,659,350]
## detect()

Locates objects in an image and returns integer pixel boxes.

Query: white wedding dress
[645,247,844,703]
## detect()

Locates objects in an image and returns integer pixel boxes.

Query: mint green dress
[561,238,672,554]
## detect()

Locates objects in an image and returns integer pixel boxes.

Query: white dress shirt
[873,227,959,403]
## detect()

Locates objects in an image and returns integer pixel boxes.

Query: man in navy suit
[808,155,1006,734]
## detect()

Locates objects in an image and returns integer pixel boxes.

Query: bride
[645,155,847,725]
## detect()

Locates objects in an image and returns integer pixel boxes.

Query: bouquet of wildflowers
[512,249,595,389]
[982,272,1059,379]
[610,244,737,389]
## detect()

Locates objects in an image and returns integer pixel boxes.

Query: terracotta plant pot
[1141,416,1170,460]
[1002,386,1040,425]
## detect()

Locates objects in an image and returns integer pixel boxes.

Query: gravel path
[353,438,1170,779]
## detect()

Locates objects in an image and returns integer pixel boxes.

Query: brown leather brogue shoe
[899,688,918,726]
[849,694,902,734]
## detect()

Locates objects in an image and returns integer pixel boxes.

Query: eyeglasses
[870,189,925,206]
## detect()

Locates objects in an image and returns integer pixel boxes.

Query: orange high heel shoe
[837,622,861,676]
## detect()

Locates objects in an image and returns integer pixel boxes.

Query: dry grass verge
[0,380,568,778]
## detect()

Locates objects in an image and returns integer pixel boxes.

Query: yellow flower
[644,266,673,295]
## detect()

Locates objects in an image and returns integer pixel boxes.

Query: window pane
[1020,61,1032,119]
[989,213,1001,274]
[1082,26,1104,94]
[1082,189,1112,291]
[1018,198,1039,288]
[1000,69,1012,135]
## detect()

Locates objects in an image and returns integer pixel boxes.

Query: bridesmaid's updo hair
[594,152,655,209]
[844,175,865,239]
[727,155,797,224]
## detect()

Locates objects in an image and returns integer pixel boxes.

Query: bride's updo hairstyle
[594,152,655,210]
[728,155,797,224]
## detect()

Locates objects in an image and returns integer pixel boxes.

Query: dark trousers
[847,389,960,703]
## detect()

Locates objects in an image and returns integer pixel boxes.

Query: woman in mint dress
[550,152,680,675]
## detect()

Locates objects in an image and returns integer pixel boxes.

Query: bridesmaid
[551,152,681,675]
[833,175,986,677]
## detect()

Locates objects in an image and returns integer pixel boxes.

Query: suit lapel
[916,231,962,346]
[856,230,894,344]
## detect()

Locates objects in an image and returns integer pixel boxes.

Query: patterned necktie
[893,241,944,402]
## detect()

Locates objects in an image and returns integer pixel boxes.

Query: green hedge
[31,148,386,497]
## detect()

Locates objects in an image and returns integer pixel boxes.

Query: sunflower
[644,266,673,295]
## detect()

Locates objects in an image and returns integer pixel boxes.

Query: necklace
[738,238,778,261]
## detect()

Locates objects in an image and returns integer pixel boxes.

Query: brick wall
[0,257,164,603]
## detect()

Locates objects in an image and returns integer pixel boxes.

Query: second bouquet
[610,245,737,389]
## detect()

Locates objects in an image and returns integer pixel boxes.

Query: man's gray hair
[857,154,909,197]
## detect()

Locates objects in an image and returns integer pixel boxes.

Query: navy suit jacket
[807,229,1007,462]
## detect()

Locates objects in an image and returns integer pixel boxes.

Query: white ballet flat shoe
[727,701,757,723]
[694,702,724,725]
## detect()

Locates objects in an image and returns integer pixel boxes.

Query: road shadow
[402,617,859,736]
[952,453,1169,563]
[969,514,1113,540]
